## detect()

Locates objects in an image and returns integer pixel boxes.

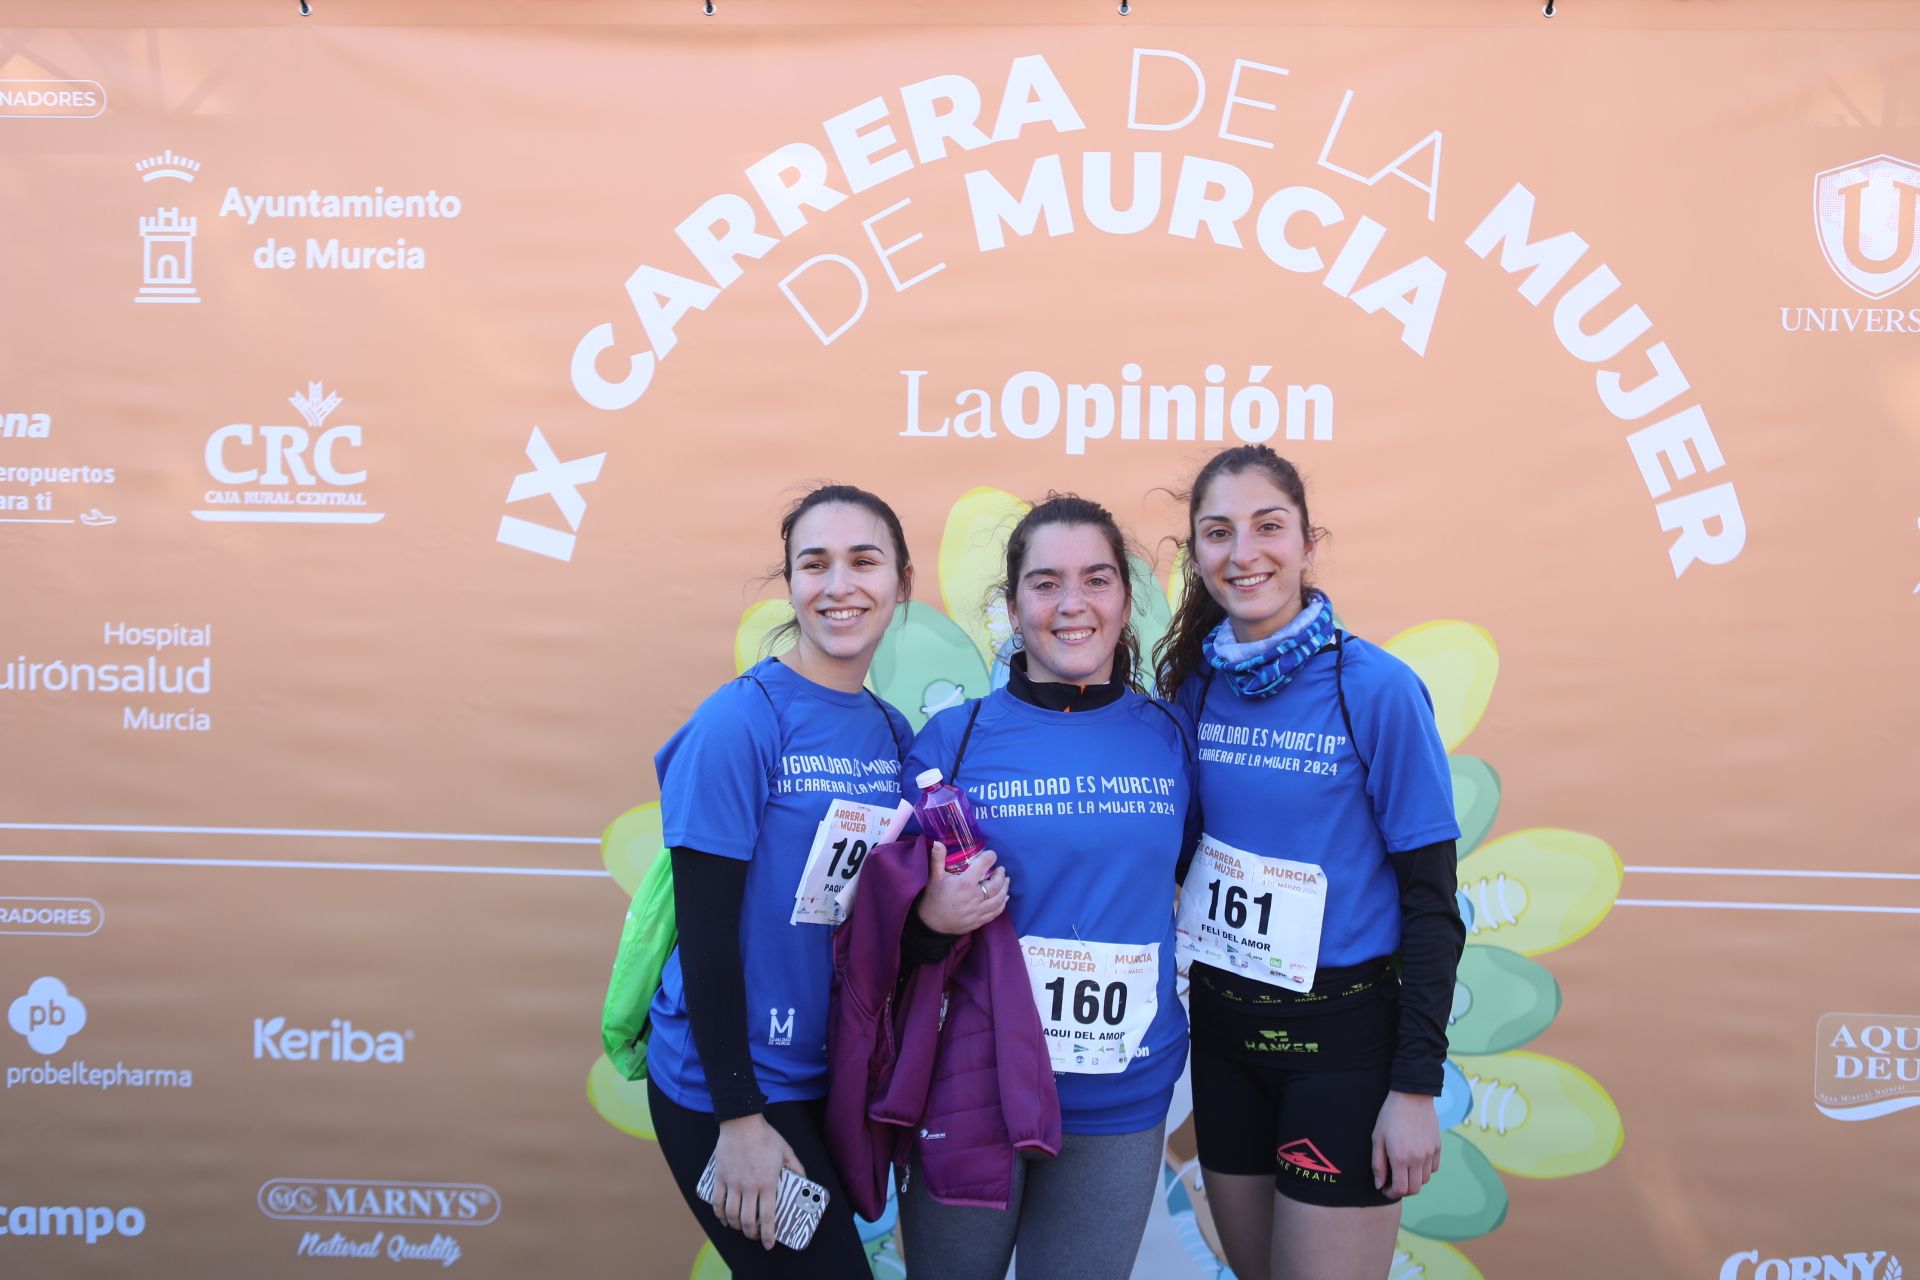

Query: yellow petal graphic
[600,803,663,898]
[1451,1050,1625,1179]
[938,486,1028,666]
[1391,1233,1486,1280]
[1382,620,1498,752]
[585,1054,657,1140]
[1166,541,1191,615]
[734,599,795,674]
[1457,828,1622,956]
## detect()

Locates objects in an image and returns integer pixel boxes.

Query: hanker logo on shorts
[1719,1248,1901,1279]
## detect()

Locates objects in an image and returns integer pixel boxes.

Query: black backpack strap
[948,698,985,782]
[865,689,909,762]
[1332,631,1372,775]
[1140,695,1193,756]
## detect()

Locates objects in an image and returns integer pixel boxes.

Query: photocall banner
[3,3,1917,1275]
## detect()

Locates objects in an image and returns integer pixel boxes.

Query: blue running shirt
[1176,637,1459,968]
[905,687,1194,1135]
[647,657,911,1111]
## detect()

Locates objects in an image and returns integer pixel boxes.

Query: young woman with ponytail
[1157,447,1465,1280]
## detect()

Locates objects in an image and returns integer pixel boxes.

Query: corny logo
[7,977,87,1054]
[1720,1248,1902,1279]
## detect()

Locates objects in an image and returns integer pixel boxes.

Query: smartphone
[695,1151,829,1251]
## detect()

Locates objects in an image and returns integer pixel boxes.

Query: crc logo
[1813,154,1920,300]
[7,977,87,1054]
[195,382,384,524]
[252,1016,411,1064]
[1720,1249,1901,1279]
[257,1179,500,1226]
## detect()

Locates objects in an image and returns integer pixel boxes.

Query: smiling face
[1010,521,1130,686]
[783,502,909,687]
[1192,466,1315,643]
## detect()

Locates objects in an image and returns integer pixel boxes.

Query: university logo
[767,1007,795,1047]
[1813,154,1920,300]
[1814,1012,1920,1121]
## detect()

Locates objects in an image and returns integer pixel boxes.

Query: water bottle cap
[915,767,944,789]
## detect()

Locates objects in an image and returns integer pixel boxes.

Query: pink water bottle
[914,767,985,874]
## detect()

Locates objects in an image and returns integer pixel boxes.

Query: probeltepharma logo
[1782,154,1920,334]
[4,977,194,1092]
[253,1016,413,1064]
[196,382,385,524]
[1720,1248,1902,1279]
[0,1205,145,1245]
[1815,1012,1920,1121]
[259,1179,498,1269]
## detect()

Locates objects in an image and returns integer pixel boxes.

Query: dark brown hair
[1152,446,1326,698]
[766,483,912,650]
[1003,493,1142,689]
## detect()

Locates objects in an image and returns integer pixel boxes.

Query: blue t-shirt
[904,687,1194,1135]
[1176,637,1459,968]
[647,657,911,1111]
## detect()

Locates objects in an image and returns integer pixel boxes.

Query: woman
[1156,446,1465,1280]
[646,484,915,1277]
[899,494,1194,1280]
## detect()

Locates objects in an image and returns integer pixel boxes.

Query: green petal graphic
[1449,945,1561,1055]
[1451,1050,1625,1179]
[1399,1131,1508,1241]
[867,602,990,731]
[1449,756,1501,855]
[938,487,1028,666]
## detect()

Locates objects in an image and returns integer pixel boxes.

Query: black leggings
[648,1079,869,1278]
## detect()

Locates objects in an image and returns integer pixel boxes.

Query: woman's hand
[1370,1090,1442,1199]
[709,1114,804,1250]
[914,842,1011,934]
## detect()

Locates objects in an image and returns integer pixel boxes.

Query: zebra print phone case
[695,1150,829,1251]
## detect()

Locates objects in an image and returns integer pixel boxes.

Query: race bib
[1018,935,1159,1075]
[1175,833,1327,992]
[789,798,897,927]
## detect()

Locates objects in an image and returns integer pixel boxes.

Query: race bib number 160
[1018,936,1159,1075]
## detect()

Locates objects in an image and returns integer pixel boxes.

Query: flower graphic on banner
[584,489,1624,1277]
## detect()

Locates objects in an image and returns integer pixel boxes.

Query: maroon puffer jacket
[825,834,1061,1217]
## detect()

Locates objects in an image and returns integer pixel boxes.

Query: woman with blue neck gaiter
[1156,446,1465,1280]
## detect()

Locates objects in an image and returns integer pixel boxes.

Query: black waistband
[1192,956,1396,1013]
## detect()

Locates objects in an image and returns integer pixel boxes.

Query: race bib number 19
[1174,833,1327,992]
[1018,936,1159,1075]
[790,798,895,927]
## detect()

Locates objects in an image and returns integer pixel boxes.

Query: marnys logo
[1721,1248,1902,1279]
[1814,1012,1920,1121]
[253,1016,412,1064]
[7,976,86,1053]
[195,382,385,525]
[258,1179,499,1226]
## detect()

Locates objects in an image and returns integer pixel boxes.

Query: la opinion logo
[1813,154,1920,300]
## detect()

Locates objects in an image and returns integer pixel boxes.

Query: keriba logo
[253,1016,412,1064]
[1813,154,1920,300]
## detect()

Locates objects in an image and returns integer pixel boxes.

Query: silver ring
[979,880,992,898]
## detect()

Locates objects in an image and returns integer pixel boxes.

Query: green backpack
[599,849,677,1082]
